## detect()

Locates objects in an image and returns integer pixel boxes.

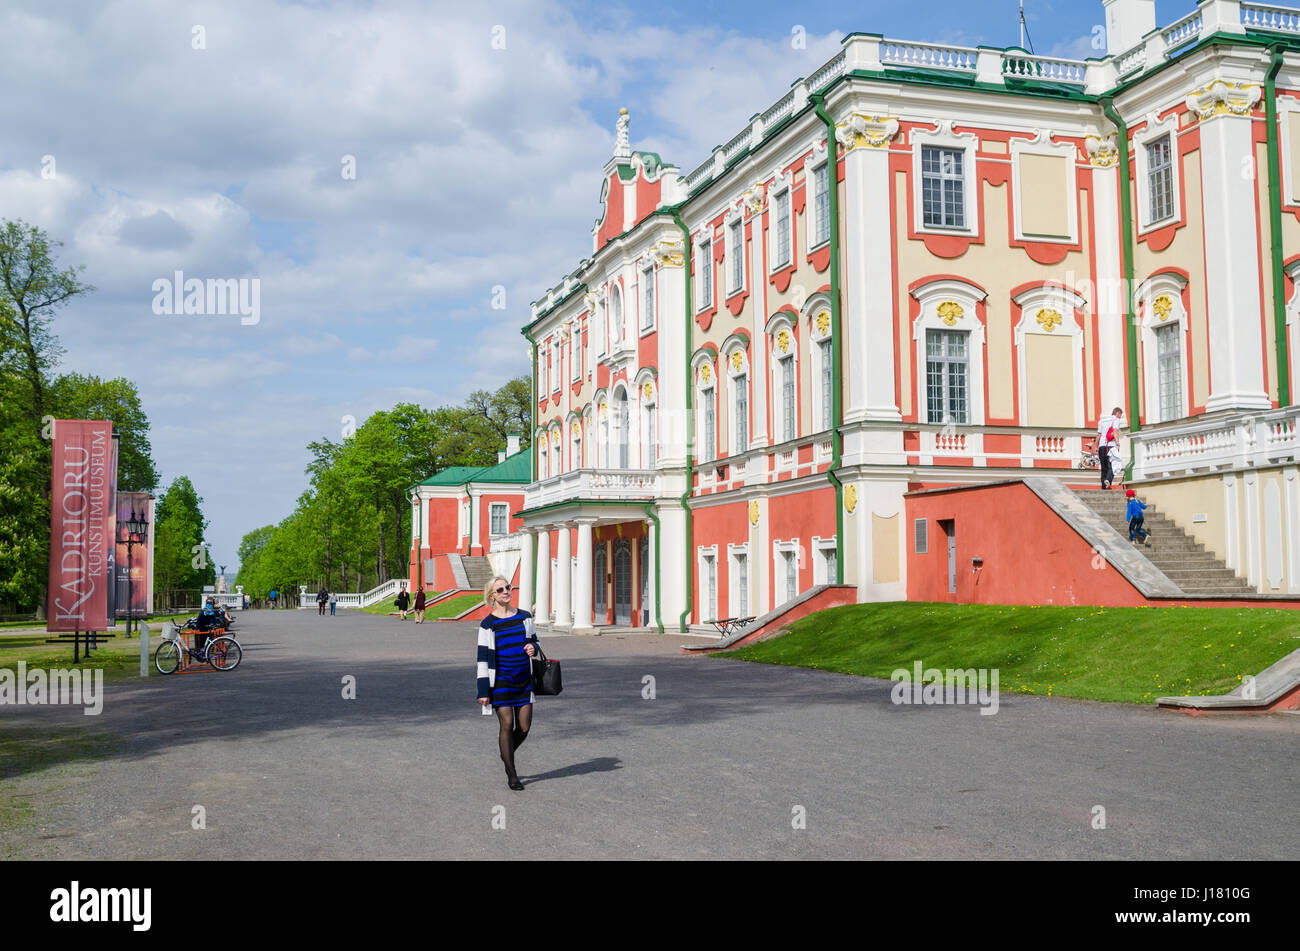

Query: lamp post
[119,506,149,638]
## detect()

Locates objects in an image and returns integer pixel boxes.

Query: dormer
[592,108,682,253]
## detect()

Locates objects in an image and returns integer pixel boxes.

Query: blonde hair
[483,575,511,607]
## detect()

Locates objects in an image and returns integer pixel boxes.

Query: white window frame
[808,141,831,251]
[489,502,509,537]
[693,358,717,464]
[571,416,583,470]
[609,282,624,351]
[1285,259,1300,404]
[1133,113,1182,234]
[809,304,833,434]
[1277,96,1300,206]
[537,429,549,480]
[725,345,750,455]
[1135,272,1191,425]
[552,337,562,395]
[612,384,631,469]
[640,261,656,334]
[1010,133,1079,244]
[766,314,798,443]
[910,278,987,426]
[725,212,746,296]
[773,539,800,605]
[570,322,581,383]
[698,545,719,623]
[728,543,750,618]
[768,171,795,272]
[696,233,714,312]
[550,426,562,475]
[811,535,838,584]
[912,123,977,235]
[1011,284,1087,428]
[636,375,657,468]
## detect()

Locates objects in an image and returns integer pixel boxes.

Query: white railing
[1002,52,1087,85]
[1131,407,1300,479]
[1162,9,1204,48]
[526,468,660,508]
[488,532,525,553]
[721,127,752,163]
[880,39,978,72]
[807,49,847,91]
[1117,46,1146,75]
[1242,1,1300,33]
[760,89,797,129]
[297,578,408,609]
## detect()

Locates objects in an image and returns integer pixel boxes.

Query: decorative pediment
[1185,80,1262,120]
[652,238,684,268]
[835,113,900,152]
[1085,132,1118,168]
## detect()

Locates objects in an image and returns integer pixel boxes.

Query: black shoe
[508,775,524,791]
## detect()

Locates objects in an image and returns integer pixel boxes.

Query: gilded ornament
[748,500,760,525]
[1035,308,1062,332]
[731,350,743,371]
[643,381,653,400]
[572,421,581,437]
[777,329,791,353]
[815,311,831,336]
[844,484,858,513]
[937,301,964,326]
[1153,295,1173,321]
[700,363,712,384]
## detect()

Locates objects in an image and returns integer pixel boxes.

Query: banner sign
[115,491,154,616]
[105,434,120,626]
[47,420,114,633]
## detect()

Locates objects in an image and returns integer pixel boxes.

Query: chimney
[1102,0,1156,55]
[498,450,506,463]
[507,432,521,457]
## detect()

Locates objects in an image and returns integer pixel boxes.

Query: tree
[50,373,160,492]
[0,219,94,427]
[153,476,216,602]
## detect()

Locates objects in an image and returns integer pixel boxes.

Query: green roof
[415,450,531,489]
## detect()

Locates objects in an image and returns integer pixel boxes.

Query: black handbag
[531,644,563,696]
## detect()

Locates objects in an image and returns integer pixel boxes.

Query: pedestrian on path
[329,592,337,616]
[316,587,328,616]
[476,575,538,792]
[1126,489,1150,546]
[1097,406,1124,489]
[395,588,410,620]
[413,586,427,623]
[269,589,277,609]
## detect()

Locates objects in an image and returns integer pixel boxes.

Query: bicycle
[154,625,242,674]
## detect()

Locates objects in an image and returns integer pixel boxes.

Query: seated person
[196,598,222,650]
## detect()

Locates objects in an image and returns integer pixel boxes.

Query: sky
[0,0,1193,581]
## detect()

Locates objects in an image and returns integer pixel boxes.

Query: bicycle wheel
[207,636,242,671]
[154,641,181,675]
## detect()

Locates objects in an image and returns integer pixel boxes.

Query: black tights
[495,704,532,777]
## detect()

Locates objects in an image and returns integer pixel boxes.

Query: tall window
[736,553,748,616]
[819,338,832,431]
[702,553,717,622]
[701,385,715,463]
[490,503,508,536]
[570,326,580,381]
[573,423,582,469]
[697,237,713,311]
[774,189,791,267]
[922,146,965,228]
[1156,322,1183,421]
[642,401,656,467]
[551,431,560,475]
[616,391,629,468]
[812,163,830,246]
[1147,135,1174,224]
[599,403,609,466]
[926,330,969,424]
[641,265,654,331]
[538,442,548,480]
[780,354,795,442]
[734,372,748,452]
[783,549,797,602]
[610,285,623,348]
[553,339,561,392]
[728,219,744,292]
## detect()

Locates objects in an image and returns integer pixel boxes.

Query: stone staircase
[1074,489,1254,595]
[461,555,495,592]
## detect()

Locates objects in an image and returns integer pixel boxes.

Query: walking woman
[476,576,537,791]
[413,586,427,623]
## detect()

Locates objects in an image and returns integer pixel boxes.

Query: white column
[573,519,595,633]
[646,518,658,630]
[518,530,535,615]
[1091,161,1127,420]
[1201,111,1271,412]
[842,135,901,423]
[554,524,572,629]
[535,529,552,623]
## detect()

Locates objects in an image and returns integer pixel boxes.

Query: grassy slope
[359,593,480,619]
[722,602,1300,704]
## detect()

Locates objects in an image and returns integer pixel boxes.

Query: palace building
[418,0,1300,629]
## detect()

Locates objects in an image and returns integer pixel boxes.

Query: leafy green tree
[153,476,216,603]
[50,373,159,491]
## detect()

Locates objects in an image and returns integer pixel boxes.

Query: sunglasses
[495,585,513,594]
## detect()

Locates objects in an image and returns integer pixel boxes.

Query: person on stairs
[1126,488,1150,546]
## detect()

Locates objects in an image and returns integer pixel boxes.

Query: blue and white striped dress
[477,610,538,708]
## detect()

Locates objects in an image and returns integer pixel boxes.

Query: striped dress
[477,610,538,708]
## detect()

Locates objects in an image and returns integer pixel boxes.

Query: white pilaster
[1090,162,1127,420]
[535,529,552,623]
[1244,471,1260,589]
[646,518,659,630]
[554,524,572,629]
[573,520,594,633]
[1200,111,1272,412]
[518,530,535,614]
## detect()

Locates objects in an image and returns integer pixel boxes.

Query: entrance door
[614,539,632,625]
[594,545,607,622]
[939,519,956,594]
[639,537,649,626]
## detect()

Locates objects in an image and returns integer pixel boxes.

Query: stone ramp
[1157,646,1300,714]
[680,584,858,654]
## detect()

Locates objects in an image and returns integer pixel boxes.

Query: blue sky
[0,0,1195,580]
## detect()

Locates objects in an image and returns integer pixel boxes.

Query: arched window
[766,319,797,443]
[610,284,624,349]
[571,418,583,470]
[1136,273,1190,425]
[614,387,630,469]
[809,306,833,433]
[550,427,561,475]
[638,379,657,468]
[694,360,717,463]
[724,345,749,454]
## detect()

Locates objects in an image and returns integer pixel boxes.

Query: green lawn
[357,592,480,620]
[721,602,1300,704]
